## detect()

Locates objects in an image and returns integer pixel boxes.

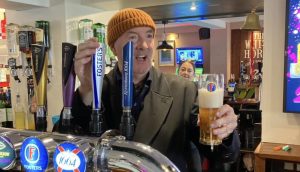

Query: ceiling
[0,0,264,29]
[82,0,264,29]
[138,0,264,24]
[81,0,264,24]
[0,0,49,11]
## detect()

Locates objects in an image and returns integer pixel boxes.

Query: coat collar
[133,67,173,144]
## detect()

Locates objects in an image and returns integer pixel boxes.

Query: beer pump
[31,44,48,131]
[119,41,135,140]
[17,25,37,131]
[0,127,181,171]
[61,43,77,133]
[89,31,106,136]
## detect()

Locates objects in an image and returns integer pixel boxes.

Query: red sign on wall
[0,11,6,39]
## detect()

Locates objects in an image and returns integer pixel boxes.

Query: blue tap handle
[122,41,134,109]
[120,41,134,140]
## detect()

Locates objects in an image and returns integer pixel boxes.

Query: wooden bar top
[255,142,300,162]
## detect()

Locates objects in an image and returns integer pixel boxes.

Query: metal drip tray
[0,128,179,172]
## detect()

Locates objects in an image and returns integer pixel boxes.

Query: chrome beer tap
[93,130,180,172]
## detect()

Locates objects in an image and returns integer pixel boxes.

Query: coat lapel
[133,68,173,144]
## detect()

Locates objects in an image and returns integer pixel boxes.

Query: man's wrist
[222,130,235,146]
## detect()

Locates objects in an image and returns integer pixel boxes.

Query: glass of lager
[198,74,224,150]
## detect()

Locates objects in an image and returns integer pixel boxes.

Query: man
[57,8,240,171]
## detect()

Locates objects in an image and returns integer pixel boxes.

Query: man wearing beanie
[57,8,240,171]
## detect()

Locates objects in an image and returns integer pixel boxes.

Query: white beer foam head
[198,88,224,108]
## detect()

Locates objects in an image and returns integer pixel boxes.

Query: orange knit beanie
[107,8,156,49]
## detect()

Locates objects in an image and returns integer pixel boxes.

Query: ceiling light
[157,20,173,50]
[157,40,173,50]
[190,2,196,11]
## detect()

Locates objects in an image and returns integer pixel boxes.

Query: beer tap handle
[119,41,134,140]
[89,37,106,136]
[61,43,77,133]
[31,44,48,132]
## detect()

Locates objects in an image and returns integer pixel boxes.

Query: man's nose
[136,38,148,49]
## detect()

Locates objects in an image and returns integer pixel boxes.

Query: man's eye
[129,35,138,43]
[147,33,154,38]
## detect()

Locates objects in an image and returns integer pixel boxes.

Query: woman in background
[178,60,196,81]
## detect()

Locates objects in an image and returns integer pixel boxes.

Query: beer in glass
[198,74,224,149]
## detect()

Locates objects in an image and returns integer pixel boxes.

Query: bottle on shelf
[227,74,236,100]
[6,23,20,57]
[228,74,236,97]
[78,19,93,43]
[35,20,50,49]
[27,95,36,130]
[14,93,26,129]
[4,87,13,124]
[0,89,7,125]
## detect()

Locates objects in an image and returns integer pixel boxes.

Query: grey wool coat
[56,66,240,172]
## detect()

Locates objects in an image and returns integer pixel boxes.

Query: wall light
[166,33,179,40]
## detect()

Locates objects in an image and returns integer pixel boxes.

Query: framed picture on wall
[158,40,175,66]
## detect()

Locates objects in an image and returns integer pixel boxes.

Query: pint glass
[198,74,224,147]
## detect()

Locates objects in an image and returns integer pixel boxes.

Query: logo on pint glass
[25,144,39,164]
[207,82,216,92]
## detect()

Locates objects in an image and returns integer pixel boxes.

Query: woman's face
[179,62,195,80]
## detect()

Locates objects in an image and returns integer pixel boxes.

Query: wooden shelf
[254,142,300,172]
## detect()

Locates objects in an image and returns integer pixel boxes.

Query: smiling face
[113,27,154,84]
[179,62,195,80]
